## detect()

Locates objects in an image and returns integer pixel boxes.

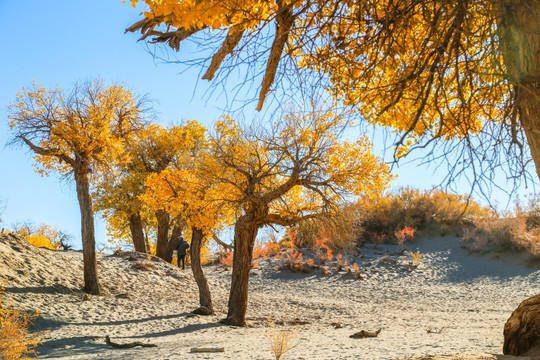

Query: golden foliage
[205,110,392,223]
[131,0,278,32]
[128,1,514,155]
[17,224,64,250]
[94,121,205,246]
[8,79,143,177]
[0,283,41,359]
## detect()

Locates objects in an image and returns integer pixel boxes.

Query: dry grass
[266,323,300,360]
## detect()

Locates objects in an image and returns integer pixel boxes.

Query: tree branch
[203,26,245,80]
[19,136,75,166]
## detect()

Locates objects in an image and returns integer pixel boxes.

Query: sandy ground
[1,232,539,360]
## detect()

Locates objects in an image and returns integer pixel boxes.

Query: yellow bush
[0,283,41,359]
[17,224,63,250]
[24,234,59,250]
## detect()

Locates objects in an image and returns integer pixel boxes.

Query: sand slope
[1,232,539,360]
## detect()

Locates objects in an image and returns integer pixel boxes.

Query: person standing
[176,236,190,270]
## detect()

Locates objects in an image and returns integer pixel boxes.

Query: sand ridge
[1,232,539,359]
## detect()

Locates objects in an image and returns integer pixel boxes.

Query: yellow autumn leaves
[7,79,142,177]
[7,79,392,251]
[144,109,391,233]
[129,0,510,159]
[131,0,278,31]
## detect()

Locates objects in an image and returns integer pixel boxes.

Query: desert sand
[1,232,539,360]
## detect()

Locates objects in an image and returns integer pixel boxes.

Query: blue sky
[0,1,536,248]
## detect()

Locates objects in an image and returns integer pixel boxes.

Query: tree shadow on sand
[66,312,191,327]
[4,284,82,295]
[118,321,225,339]
[36,336,109,357]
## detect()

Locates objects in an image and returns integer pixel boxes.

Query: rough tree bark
[190,227,214,315]
[155,209,170,260]
[129,213,147,253]
[74,165,101,295]
[497,0,540,180]
[222,214,260,326]
[497,2,540,355]
[503,293,540,355]
[165,223,183,263]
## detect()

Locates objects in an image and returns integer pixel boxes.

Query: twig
[105,335,157,348]
[190,348,225,353]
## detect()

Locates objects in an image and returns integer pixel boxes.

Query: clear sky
[0,1,536,248]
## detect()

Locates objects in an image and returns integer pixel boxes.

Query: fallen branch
[190,348,225,353]
[426,326,447,334]
[349,329,381,338]
[105,335,157,348]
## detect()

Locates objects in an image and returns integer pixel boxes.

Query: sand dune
[1,232,538,359]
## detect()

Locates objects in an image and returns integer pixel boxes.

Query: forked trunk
[74,167,101,295]
[190,227,214,315]
[129,213,147,253]
[165,223,183,263]
[497,0,540,180]
[222,215,259,326]
[155,209,170,259]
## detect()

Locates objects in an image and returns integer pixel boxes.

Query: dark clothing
[178,254,186,270]
[176,239,190,255]
[176,239,189,269]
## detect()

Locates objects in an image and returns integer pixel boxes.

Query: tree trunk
[190,227,214,315]
[74,166,101,295]
[128,213,147,253]
[497,0,540,180]
[497,4,540,355]
[144,231,151,254]
[155,210,170,259]
[164,223,183,263]
[222,215,259,326]
[518,82,540,180]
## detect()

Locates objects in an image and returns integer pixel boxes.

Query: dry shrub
[514,194,540,230]
[267,324,299,360]
[276,250,314,273]
[291,203,362,251]
[253,240,281,259]
[463,216,540,257]
[358,187,490,243]
[132,260,156,271]
[0,283,41,359]
[217,250,234,269]
[290,187,489,249]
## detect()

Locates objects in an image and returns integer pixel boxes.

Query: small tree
[94,123,203,257]
[7,79,146,295]
[143,120,233,315]
[203,109,392,325]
